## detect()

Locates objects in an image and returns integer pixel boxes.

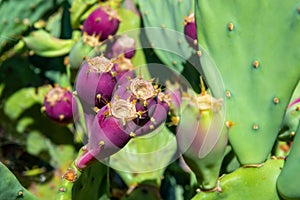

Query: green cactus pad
[138,0,194,72]
[121,183,161,200]
[110,126,177,187]
[71,162,109,200]
[0,162,39,200]
[196,0,300,164]
[278,80,300,140]
[192,159,283,200]
[277,124,300,200]
[0,0,64,54]
[23,30,74,57]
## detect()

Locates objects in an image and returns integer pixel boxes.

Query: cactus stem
[273,97,280,104]
[228,22,234,31]
[62,168,78,182]
[253,60,260,68]
[225,90,231,98]
[252,124,259,131]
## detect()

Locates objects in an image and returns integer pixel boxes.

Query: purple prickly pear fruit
[42,86,77,125]
[76,99,139,169]
[184,13,198,49]
[75,55,116,109]
[165,81,181,110]
[112,55,135,81]
[107,35,136,59]
[82,6,120,41]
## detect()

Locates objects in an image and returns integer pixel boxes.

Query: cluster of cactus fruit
[73,54,170,170]
[0,0,300,200]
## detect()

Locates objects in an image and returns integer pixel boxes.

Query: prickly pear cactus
[138,0,195,72]
[196,0,300,165]
[0,0,65,54]
[193,159,284,200]
[277,123,300,200]
[0,162,39,200]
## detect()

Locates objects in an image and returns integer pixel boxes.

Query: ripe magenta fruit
[184,13,198,49]
[42,86,76,125]
[106,35,136,59]
[82,6,120,41]
[75,55,116,109]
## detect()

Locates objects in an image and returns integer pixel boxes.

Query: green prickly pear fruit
[177,80,227,190]
[278,97,300,141]
[277,123,300,200]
